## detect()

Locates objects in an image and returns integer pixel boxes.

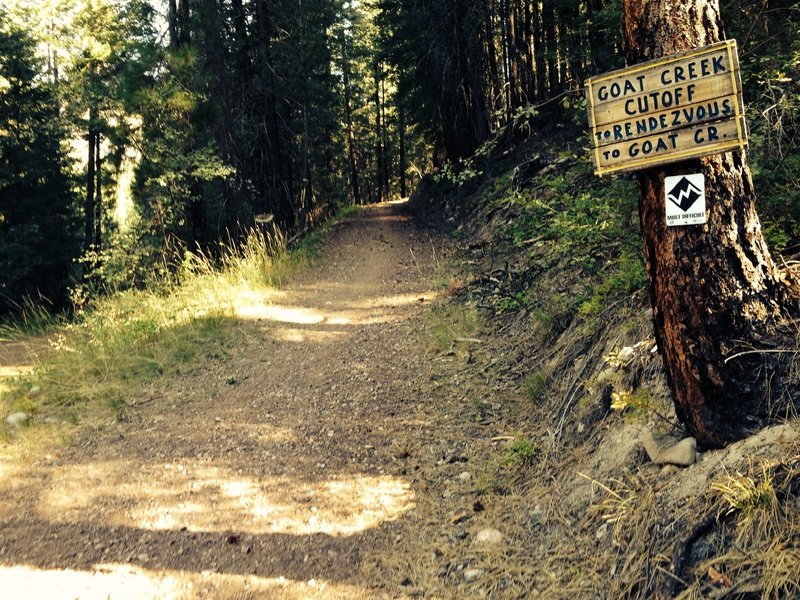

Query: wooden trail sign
[585,40,747,176]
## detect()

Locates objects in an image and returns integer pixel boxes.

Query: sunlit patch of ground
[350,292,438,309]
[0,563,373,599]
[235,291,439,330]
[255,305,327,325]
[271,328,348,343]
[0,366,32,378]
[37,461,415,537]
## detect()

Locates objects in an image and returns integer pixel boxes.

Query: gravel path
[0,202,479,599]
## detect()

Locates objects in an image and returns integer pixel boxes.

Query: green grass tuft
[523,369,549,401]
[425,302,482,352]
[502,434,539,468]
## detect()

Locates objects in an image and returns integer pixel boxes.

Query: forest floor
[2,199,799,599]
[0,201,536,599]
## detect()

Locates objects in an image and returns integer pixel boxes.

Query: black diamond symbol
[667,177,703,212]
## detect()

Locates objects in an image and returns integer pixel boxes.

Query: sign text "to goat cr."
[585,40,747,176]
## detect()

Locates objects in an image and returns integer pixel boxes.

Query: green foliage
[713,464,777,520]
[0,14,81,311]
[425,302,481,352]
[493,157,645,327]
[524,369,549,401]
[498,291,529,312]
[722,0,800,251]
[501,434,539,468]
[0,296,63,342]
[35,300,229,415]
[579,252,648,317]
[433,161,484,187]
[610,388,656,423]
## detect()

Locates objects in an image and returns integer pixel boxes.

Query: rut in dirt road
[0,202,455,599]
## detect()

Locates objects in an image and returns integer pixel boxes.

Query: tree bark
[94,132,102,250]
[499,0,511,121]
[398,107,407,199]
[374,60,385,202]
[533,0,546,101]
[199,0,247,234]
[85,115,96,252]
[542,0,559,96]
[178,0,191,46]
[168,0,179,49]
[622,0,798,446]
[253,0,292,228]
[381,75,390,197]
[340,30,361,205]
[230,0,252,81]
[483,0,502,125]
[520,0,534,104]
[508,0,522,112]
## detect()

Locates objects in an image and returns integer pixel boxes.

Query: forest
[1,0,796,316]
[2,1,800,596]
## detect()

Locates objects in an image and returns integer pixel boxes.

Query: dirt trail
[0,202,489,599]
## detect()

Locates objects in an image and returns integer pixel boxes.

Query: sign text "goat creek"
[585,40,747,176]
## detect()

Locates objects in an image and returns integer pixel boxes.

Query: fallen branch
[723,348,799,364]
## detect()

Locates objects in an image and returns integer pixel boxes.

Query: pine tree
[622,0,799,446]
[0,16,80,310]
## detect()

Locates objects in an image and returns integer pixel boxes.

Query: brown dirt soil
[0,202,526,599]
[3,200,799,599]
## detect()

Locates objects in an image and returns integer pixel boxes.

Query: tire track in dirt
[0,202,458,599]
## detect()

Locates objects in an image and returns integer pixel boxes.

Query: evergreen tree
[622,0,798,446]
[0,15,81,310]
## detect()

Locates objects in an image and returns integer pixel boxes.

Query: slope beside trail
[0,201,514,599]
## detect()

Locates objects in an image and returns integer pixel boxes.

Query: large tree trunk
[94,132,102,250]
[230,0,252,81]
[340,31,361,205]
[398,107,407,199]
[532,0,546,101]
[483,0,501,124]
[374,61,385,203]
[178,0,191,46]
[253,0,292,228]
[85,117,96,252]
[542,0,559,96]
[199,0,247,234]
[168,0,179,48]
[622,0,797,447]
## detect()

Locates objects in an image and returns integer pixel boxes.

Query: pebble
[475,528,503,544]
[463,568,484,582]
[5,412,29,429]
[457,471,472,481]
[643,431,697,466]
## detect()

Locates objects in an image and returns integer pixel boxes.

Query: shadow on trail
[0,202,446,598]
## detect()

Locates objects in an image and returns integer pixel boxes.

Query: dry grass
[0,226,317,430]
[677,452,800,599]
